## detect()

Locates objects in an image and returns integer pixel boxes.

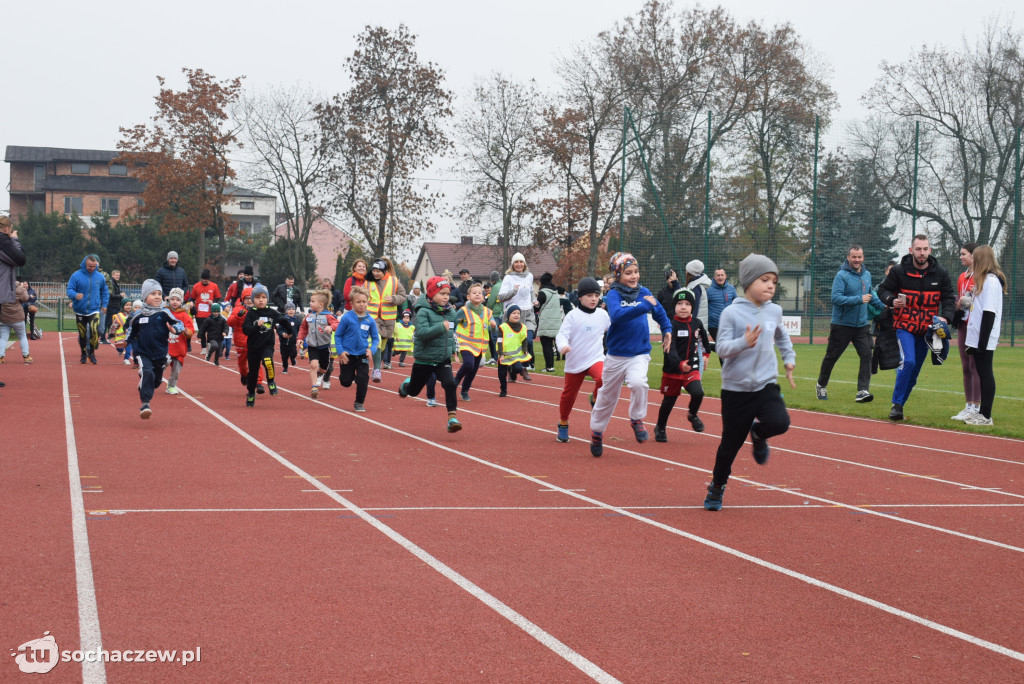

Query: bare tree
[454,73,544,270]
[858,17,1024,248]
[317,25,453,259]
[236,85,332,286]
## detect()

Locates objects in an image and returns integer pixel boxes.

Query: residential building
[273,213,356,284]
[411,236,558,290]
[5,145,144,226]
[226,187,276,235]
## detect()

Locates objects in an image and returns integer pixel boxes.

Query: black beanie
[577,277,602,297]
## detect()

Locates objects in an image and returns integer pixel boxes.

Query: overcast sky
[2,0,1016,249]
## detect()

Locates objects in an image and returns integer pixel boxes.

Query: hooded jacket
[0,232,27,304]
[685,273,712,327]
[66,257,110,315]
[830,260,884,328]
[716,297,796,392]
[877,253,955,336]
[604,285,672,357]
[497,270,535,319]
[411,296,458,364]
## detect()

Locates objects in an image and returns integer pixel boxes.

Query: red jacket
[190,281,222,318]
[227,303,250,349]
[167,308,195,360]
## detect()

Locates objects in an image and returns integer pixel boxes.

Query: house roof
[413,242,559,281]
[225,186,275,199]
[39,175,144,194]
[5,146,122,163]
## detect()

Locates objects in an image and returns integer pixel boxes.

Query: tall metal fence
[28,282,145,331]
[619,108,1022,345]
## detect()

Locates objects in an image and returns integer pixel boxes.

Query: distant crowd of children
[113,251,796,511]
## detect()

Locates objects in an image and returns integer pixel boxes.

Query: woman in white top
[963,245,1005,426]
[497,252,536,373]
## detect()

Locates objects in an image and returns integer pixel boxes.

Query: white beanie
[685,259,705,277]
[167,251,179,260]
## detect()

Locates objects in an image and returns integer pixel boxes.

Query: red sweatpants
[234,346,265,384]
[558,361,604,422]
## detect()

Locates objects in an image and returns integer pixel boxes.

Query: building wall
[225,196,276,235]
[274,217,353,284]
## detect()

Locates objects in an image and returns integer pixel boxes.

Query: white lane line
[175,387,619,684]
[59,334,106,684]
[198,381,1024,665]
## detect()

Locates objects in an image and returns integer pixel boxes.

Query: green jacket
[485,278,504,318]
[412,297,457,364]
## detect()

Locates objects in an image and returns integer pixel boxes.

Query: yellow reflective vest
[393,322,415,352]
[498,322,531,365]
[455,305,492,357]
[367,276,399,321]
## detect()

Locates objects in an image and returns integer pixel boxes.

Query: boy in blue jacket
[704,254,796,511]
[125,279,184,419]
[588,252,672,457]
[66,254,109,364]
[333,286,379,413]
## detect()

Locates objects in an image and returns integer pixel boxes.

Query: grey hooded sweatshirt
[716,297,795,392]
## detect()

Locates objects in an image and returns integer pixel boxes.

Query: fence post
[1013,126,1020,347]
[912,121,920,242]
[704,111,711,266]
[809,115,820,345]
[620,107,629,252]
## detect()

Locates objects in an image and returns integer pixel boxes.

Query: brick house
[5,145,145,226]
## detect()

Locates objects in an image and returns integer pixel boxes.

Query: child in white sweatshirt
[554,277,611,443]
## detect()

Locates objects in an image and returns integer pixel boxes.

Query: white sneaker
[372,368,382,383]
[965,413,993,426]
[166,386,179,395]
[950,407,976,421]
[321,380,331,390]
[426,398,437,407]
[124,358,132,366]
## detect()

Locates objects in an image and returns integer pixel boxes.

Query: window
[239,221,253,234]
[137,198,145,209]
[239,201,255,210]
[32,199,45,213]
[71,163,90,174]
[101,198,120,216]
[64,197,83,215]
[109,164,127,176]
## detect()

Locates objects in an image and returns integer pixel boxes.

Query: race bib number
[677,329,689,337]
[139,317,149,324]
[448,321,455,329]
[360,323,370,331]
[198,303,210,313]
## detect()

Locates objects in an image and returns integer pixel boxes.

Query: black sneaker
[353,402,366,412]
[654,426,667,442]
[88,353,97,365]
[460,391,471,401]
[140,403,152,420]
[80,353,88,364]
[704,483,725,511]
[498,389,507,397]
[246,394,255,407]
[268,382,278,396]
[889,403,904,421]
[256,384,265,395]
[398,378,410,398]
[688,413,705,433]
[590,431,603,457]
[240,376,248,386]
[750,421,770,464]
[521,369,531,382]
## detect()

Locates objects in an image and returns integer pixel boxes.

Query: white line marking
[59,334,106,684]
[176,386,619,684]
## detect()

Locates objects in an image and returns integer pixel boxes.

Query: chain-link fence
[619,108,1021,345]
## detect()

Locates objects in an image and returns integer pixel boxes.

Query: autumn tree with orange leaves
[117,68,244,274]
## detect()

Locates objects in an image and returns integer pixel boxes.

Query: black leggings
[75,313,100,353]
[407,361,458,412]
[974,349,996,419]
[712,384,790,487]
[539,336,556,369]
[656,380,705,429]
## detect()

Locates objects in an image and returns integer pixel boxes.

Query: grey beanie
[252,283,270,299]
[140,279,162,302]
[167,251,179,260]
[685,259,705,277]
[738,253,779,289]
[489,270,500,282]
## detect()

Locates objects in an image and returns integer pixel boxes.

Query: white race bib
[198,303,210,313]
[677,329,689,337]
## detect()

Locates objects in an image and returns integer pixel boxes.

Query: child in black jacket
[204,303,229,366]
[654,289,714,441]
[126,279,185,419]
[242,284,293,407]
[279,301,301,373]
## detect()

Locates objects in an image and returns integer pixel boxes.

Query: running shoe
[815,383,827,400]
[447,417,462,433]
[557,424,569,442]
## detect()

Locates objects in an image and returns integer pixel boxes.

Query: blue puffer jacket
[66,257,109,315]
[831,260,883,328]
[706,280,737,329]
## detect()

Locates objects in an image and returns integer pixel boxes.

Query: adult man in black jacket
[272,275,304,312]
[876,235,955,421]
[155,251,190,298]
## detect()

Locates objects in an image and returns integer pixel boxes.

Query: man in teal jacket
[816,245,884,403]
[66,254,109,364]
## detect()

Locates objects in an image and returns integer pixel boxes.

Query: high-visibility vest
[367,276,398,321]
[455,306,492,356]
[110,312,128,344]
[499,323,531,365]
[393,323,415,352]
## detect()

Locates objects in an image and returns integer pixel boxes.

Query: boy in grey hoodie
[704,254,796,511]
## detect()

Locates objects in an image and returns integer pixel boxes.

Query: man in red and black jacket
[876,234,955,421]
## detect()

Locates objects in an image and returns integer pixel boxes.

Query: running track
[2,333,1023,682]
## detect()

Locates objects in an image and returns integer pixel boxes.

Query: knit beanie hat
[201,268,211,280]
[371,259,387,272]
[738,253,779,289]
[243,265,254,276]
[241,286,254,302]
[490,270,501,282]
[577,277,602,297]
[685,259,705,277]
[426,275,451,300]
[673,288,696,306]
[412,282,422,291]
[504,304,521,318]
[168,288,185,302]
[140,279,162,302]
[252,283,270,299]
[211,303,221,314]
[167,251,178,260]
[285,301,296,312]
[609,252,638,279]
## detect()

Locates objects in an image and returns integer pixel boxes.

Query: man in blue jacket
[816,246,884,403]
[67,254,109,364]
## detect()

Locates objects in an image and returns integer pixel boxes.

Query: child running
[453,281,496,401]
[333,286,379,412]
[397,276,462,432]
[393,309,415,367]
[554,277,610,442]
[221,302,233,361]
[654,289,714,442]
[242,284,293,407]
[496,305,530,397]
[108,299,133,365]
[298,289,340,399]
[704,254,796,511]
[589,252,672,457]
[279,301,300,373]
[228,288,257,392]
[165,288,195,395]
[125,280,184,419]
[204,303,228,365]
